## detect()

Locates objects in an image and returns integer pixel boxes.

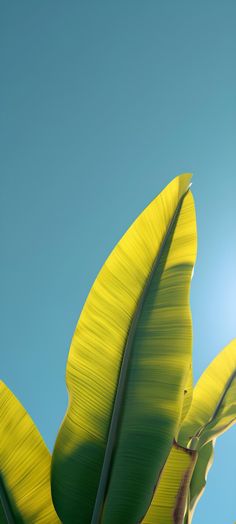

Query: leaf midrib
[91,190,189,524]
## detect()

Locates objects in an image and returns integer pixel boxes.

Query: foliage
[0,175,235,523]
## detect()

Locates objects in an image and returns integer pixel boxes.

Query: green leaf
[140,363,195,524]
[141,441,197,524]
[140,340,236,523]
[180,362,193,424]
[178,339,236,449]
[0,382,60,523]
[188,440,214,523]
[51,174,197,524]
[0,488,8,524]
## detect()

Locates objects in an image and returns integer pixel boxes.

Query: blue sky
[1,3,236,522]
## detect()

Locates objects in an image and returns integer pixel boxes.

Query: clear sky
[1,3,236,523]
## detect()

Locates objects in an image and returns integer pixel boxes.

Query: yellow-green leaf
[181,362,193,424]
[187,440,214,523]
[140,363,195,524]
[141,441,197,524]
[0,382,60,523]
[178,339,236,449]
[51,174,197,524]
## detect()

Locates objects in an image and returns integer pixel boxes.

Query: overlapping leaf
[178,339,236,449]
[141,441,197,524]
[146,340,236,523]
[187,440,214,523]
[141,361,195,524]
[51,174,197,524]
[0,382,60,523]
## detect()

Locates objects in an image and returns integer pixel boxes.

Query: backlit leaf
[141,441,197,524]
[0,382,60,523]
[188,440,214,523]
[51,174,197,524]
[178,339,236,449]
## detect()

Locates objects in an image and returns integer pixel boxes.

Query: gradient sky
[1,3,236,523]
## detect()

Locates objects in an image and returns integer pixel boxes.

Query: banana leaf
[178,339,236,449]
[141,441,197,524]
[187,440,214,523]
[51,174,197,524]
[0,381,60,523]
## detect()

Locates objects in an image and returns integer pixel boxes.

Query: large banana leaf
[51,174,197,524]
[141,441,197,524]
[187,440,214,523]
[0,381,60,523]
[178,339,236,449]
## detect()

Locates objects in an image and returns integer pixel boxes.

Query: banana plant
[0,174,235,524]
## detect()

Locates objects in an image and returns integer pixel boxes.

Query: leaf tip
[176,173,193,198]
